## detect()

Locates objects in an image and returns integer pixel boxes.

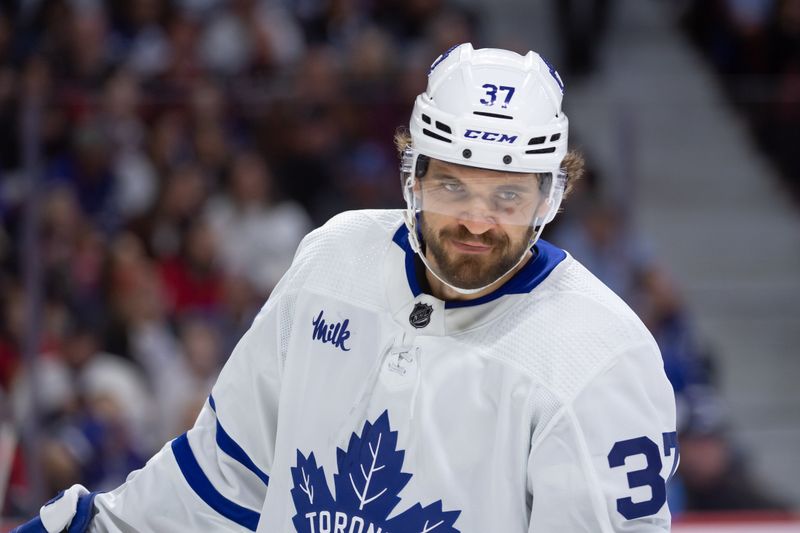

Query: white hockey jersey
[88,209,677,532]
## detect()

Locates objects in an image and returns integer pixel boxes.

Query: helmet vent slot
[528,136,546,145]
[550,133,561,141]
[435,121,452,134]
[525,147,556,154]
[422,114,432,124]
[422,128,452,143]
[473,111,513,120]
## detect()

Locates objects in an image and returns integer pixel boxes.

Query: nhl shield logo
[409,302,433,328]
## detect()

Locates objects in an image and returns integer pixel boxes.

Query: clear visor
[414,171,553,229]
[402,154,561,292]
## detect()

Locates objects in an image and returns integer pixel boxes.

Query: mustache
[439,225,508,247]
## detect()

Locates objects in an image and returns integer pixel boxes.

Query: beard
[420,214,533,290]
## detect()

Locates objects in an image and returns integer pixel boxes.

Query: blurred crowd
[680,0,800,200]
[0,0,790,523]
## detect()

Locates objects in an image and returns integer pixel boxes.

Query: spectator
[134,162,209,259]
[206,150,312,296]
[678,391,789,511]
[46,120,120,234]
[552,198,656,305]
[157,216,224,316]
[101,69,158,221]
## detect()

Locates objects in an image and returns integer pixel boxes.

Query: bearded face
[415,158,545,291]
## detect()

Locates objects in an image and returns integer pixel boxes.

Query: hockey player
[15,43,677,532]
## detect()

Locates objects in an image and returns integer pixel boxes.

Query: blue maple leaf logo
[291,411,461,532]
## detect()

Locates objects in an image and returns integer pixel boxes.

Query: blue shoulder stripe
[208,395,270,486]
[171,434,260,531]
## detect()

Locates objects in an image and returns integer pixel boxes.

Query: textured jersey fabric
[88,209,676,532]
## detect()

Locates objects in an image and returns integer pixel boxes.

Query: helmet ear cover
[415,154,430,178]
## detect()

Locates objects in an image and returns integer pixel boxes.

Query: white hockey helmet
[401,43,569,294]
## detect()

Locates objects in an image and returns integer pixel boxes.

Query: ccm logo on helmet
[464,129,518,143]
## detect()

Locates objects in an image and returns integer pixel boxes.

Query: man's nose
[456,198,498,235]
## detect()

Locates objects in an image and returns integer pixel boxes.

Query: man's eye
[443,182,464,193]
[497,190,520,201]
